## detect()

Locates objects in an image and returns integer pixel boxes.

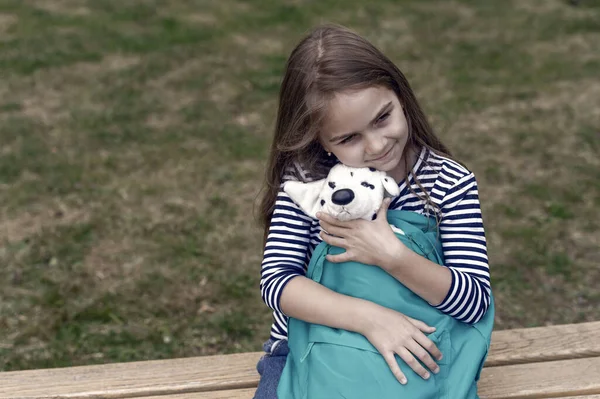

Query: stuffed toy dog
[283,164,399,221]
[283,164,404,234]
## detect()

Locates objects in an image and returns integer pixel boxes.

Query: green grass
[1,0,599,371]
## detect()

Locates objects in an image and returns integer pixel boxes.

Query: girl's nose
[365,135,387,156]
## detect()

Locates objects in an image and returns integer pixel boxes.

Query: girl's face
[319,86,410,182]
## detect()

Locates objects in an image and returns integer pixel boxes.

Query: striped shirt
[260,146,491,343]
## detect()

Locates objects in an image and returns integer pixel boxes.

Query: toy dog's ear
[380,173,400,198]
[283,179,327,218]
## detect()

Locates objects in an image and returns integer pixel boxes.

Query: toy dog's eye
[369,167,376,172]
[361,182,375,190]
[320,199,325,206]
[328,182,336,189]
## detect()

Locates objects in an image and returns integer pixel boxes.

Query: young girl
[255,24,491,398]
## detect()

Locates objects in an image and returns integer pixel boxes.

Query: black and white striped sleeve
[435,172,491,324]
[259,188,312,315]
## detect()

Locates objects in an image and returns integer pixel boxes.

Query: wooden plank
[0,352,263,399]
[134,357,600,399]
[129,389,256,398]
[136,394,600,399]
[550,397,600,399]
[1,356,600,399]
[478,357,600,399]
[487,321,600,366]
[130,389,256,398]
[140,359,600,399]
[134,392,600,399]
[1,321,599,398]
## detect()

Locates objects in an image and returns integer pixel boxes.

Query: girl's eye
[340,134,356,144]
[376,112,390,125]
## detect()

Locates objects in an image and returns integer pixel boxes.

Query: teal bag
[277,210,494,399]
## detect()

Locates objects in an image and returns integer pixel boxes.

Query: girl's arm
[280,275,443,385]
[377,172,491,323]
[431,173,491,323]
[381,246,453,307]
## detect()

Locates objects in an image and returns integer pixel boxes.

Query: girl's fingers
[382,351,407,385]
[325,253,351,263]
[319,231,345,247]
[414,332,444,362]
[318,221,346,238]
[403,316,443,361]
[317,212,350,229]
[404,316,436,333]
[373,198,392,222]
[395,347,431,380]
[380,197,392,212]
[406,341,440,375]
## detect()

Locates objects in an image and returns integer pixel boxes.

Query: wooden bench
[1,321,599,398]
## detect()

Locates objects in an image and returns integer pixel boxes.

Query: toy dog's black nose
[331,189,355,206]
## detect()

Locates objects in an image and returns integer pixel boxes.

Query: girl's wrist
[380,239,408,272]
[353,299,380,335]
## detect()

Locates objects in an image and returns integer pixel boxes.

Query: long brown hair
[258,24,453,245]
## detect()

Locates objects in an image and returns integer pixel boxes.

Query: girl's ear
[283,179,327,218]
[380,173,400,198]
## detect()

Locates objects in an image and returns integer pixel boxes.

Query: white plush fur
[283,164,401,223]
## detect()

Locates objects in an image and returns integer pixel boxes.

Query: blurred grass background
[0,0,599,371]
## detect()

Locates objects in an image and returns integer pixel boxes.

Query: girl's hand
[359,304,443,385]
[317,198,404,269]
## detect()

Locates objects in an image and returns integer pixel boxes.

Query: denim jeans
[253,339,289,399]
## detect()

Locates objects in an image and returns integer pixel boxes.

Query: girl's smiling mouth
[370,145,394,162]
